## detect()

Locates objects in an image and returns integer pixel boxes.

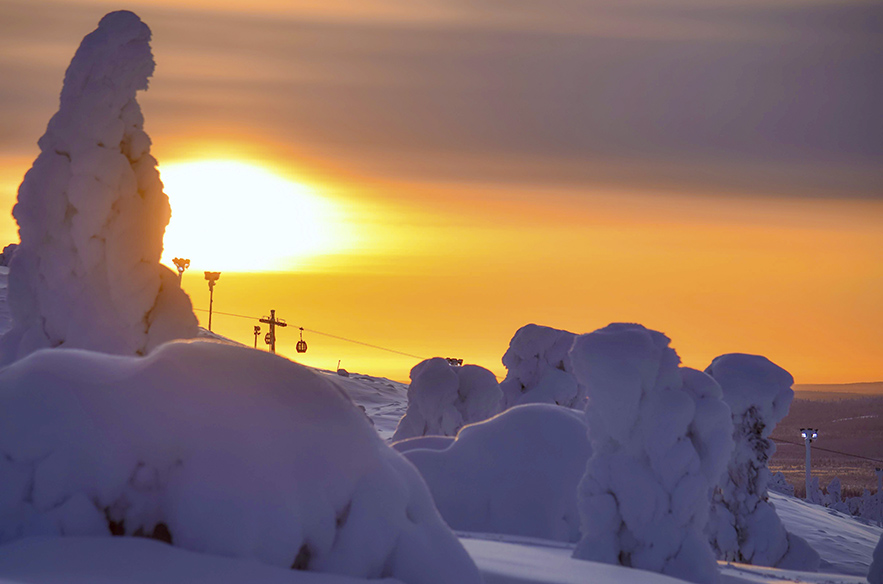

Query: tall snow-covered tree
[570,323,734,584]
[705,354,820,571]
[0,11,197,364]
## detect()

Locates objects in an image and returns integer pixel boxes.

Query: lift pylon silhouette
[259,309,287,353]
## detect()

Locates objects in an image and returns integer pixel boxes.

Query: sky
[0,0,881,384]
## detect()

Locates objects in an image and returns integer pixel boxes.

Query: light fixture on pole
[172,257,190,284]
[204,271,220,331]
[800,428,819,500]
[253,325,261,349]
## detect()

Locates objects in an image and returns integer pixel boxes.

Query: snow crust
[570,323,734,584]
[391,357,502,441]
[705,354,820,571]
[499,324,583,409]
[0,341,480,584]
[0,11,197,365]
[402,404,591,542]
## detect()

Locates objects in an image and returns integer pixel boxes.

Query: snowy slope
[317,369,409,440]
[771,491,882,576]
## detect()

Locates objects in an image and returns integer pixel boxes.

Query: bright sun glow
[160,160,345,272]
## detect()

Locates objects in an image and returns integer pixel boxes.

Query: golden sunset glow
[0,0,880,388]
[159,160,351,272]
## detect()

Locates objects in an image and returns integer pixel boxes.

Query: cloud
[1,0,880,197]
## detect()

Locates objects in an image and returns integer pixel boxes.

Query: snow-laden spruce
[499,323,584,409]
[391,357,502,441]
[570,323,734,584]
[705,354,820,571]
[0,341,481,584]
[0,11,197,365]
[402,404,591,542]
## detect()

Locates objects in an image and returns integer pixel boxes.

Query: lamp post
[253,325,261,349]
[800,428,819,500]
[204,271,220,331]
[172,257,190,285]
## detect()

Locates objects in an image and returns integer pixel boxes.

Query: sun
[159,160,345,272]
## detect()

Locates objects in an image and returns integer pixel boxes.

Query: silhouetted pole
[800,428,818,499]
[172,257,190,285]
[259,309,287,353]
[254,325,261,349]
[204,271,220,331]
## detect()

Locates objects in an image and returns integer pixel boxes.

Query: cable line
[772,437,883,465]
[193,307,426,361]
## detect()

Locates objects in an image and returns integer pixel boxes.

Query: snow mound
[0,341,480,584]
[0,11,197,366]
[402,404,591,542]
[499,324,583,409]
[391,357,502,441]
[705,354,820,571]
[570,323,734,584]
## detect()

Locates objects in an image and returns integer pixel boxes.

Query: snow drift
[0,341,481,584]
[870,532,883,584]
[705,354,820,571]
[570,323,734,584]
[0,11,196,366]
[499,323,584,409]
[391,357,502,441]
[402,404,591,542]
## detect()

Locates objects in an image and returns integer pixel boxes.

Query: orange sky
[0,0,881,384]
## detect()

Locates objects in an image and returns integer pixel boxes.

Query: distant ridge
[793,381,883,400]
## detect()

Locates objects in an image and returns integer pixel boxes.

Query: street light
[204,271,220,331]
[253,325,261,349]
[800,428,819,500]
[172,257,190,284]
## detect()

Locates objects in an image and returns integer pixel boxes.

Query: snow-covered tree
[392,357,503,441]
[0,11,197,365]
[0,244,16,267]
[570,323,734,584]
[768,471,795,497]
[0,341,481,584]
[403,404,591,542]
[705,353,820,570]
[499,323,583,409]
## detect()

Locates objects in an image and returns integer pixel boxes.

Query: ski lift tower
[260,309,287,353]
[800,428,819,500]
[204,271,220,331]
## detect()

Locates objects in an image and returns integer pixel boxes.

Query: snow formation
[499,323,584,409]
[391,357,502,441]
[0,245,16,267]
[402,404,591,542]
[0,341,481,584]
[705,354,820,571]
[0,11,197,366]
[570,323,734,584]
